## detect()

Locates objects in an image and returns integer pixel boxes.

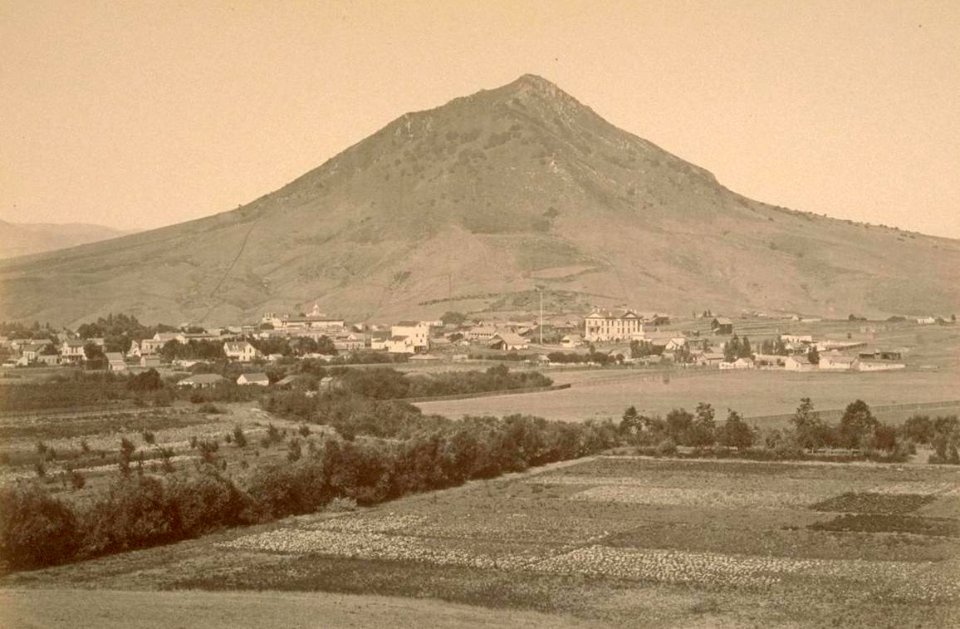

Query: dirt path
[0,588,607,629]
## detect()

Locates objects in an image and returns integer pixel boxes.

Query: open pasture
[417,367,960,425]
[6,456,959,627]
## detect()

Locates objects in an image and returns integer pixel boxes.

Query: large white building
[261,303,345,335]
[389,321,431,353]
[583,309,645,342]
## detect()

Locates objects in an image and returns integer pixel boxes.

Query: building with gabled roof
[237,372,270,386]
[711,317,734,335]
[584,308,644,342]
[489,332,529,351]
[176,374,225,388]
[224,341,260,362]
[105,352,127,372]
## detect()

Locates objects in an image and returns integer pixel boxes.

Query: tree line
[0,413,619,570]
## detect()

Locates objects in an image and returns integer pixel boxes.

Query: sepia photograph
[1,1,958,627]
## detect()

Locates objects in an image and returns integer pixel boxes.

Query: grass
[810,492,938,514]
[418,368,960,425]
[809,514,960,537]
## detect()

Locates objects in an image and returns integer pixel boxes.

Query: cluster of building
[0,302,919,374]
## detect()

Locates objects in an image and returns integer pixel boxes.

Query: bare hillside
[1,74,957,326]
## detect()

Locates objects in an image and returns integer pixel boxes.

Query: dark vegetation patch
[808,514,960,537]
[168,554,614,616]
[809,492,936,515]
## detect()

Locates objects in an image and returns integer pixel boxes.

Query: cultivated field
[4,456,958,627]
[0,401,322,495]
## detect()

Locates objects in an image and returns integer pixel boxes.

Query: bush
[656,438,678,456]
[232,425,247,448]
[0,484,80,568]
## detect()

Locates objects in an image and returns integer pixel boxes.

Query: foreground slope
[1,74,957,326]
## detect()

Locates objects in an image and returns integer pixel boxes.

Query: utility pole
[537,286,544,345]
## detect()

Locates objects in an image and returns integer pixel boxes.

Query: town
[0,305,955,386]
[3,303,948,386]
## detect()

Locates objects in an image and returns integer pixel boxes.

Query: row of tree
[0,413,619,570]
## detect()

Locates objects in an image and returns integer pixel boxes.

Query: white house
[224,341,260,362]
[584,309,644,342]
[385,335,417,354]
[370,331,390,351]
[664,337,688,352]
[390,321,430,352]
[719,357,755,370]
[857,360,906,372]
[237,372,270,386]
[60,339,86,363]
[141,332,181,355]
[783,355,817,371]
[819,354,858,371]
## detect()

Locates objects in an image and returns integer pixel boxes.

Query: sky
[2,0,959,238]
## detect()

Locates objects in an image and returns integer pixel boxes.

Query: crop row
[568,485,823,509]
[526,545,957,599]
[217,528,539,571]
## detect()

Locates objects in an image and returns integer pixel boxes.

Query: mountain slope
[0,220,133,259]
[1,74,957,326]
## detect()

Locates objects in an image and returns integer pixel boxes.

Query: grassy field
[417,322,960,425]
[3,456,958,627]
[0,588,603,629]
[417,368,959,425]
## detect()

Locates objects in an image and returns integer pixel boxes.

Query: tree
[128,369,163,391]
[717,410,754,450]
[83,342,106,369]
[620,406,643,438]
[791,397,830,450]
[738,336,753,359]
[440,311,467,327]
[665,408,693,445]
[901,414,933,444]
[838,400,878,449]
[723,335,741,362]
[688,403,716,447]
[807,346,820,365]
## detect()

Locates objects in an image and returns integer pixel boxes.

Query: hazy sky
[2,1,958,238]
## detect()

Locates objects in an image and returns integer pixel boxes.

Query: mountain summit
[1,75,957,325]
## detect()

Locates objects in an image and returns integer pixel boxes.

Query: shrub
[0,484,80,568]
[232,425,247,448]
[196,439,220,465]
[656,438,677,456]
[287,438,303,462]
[69,469,86,490]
